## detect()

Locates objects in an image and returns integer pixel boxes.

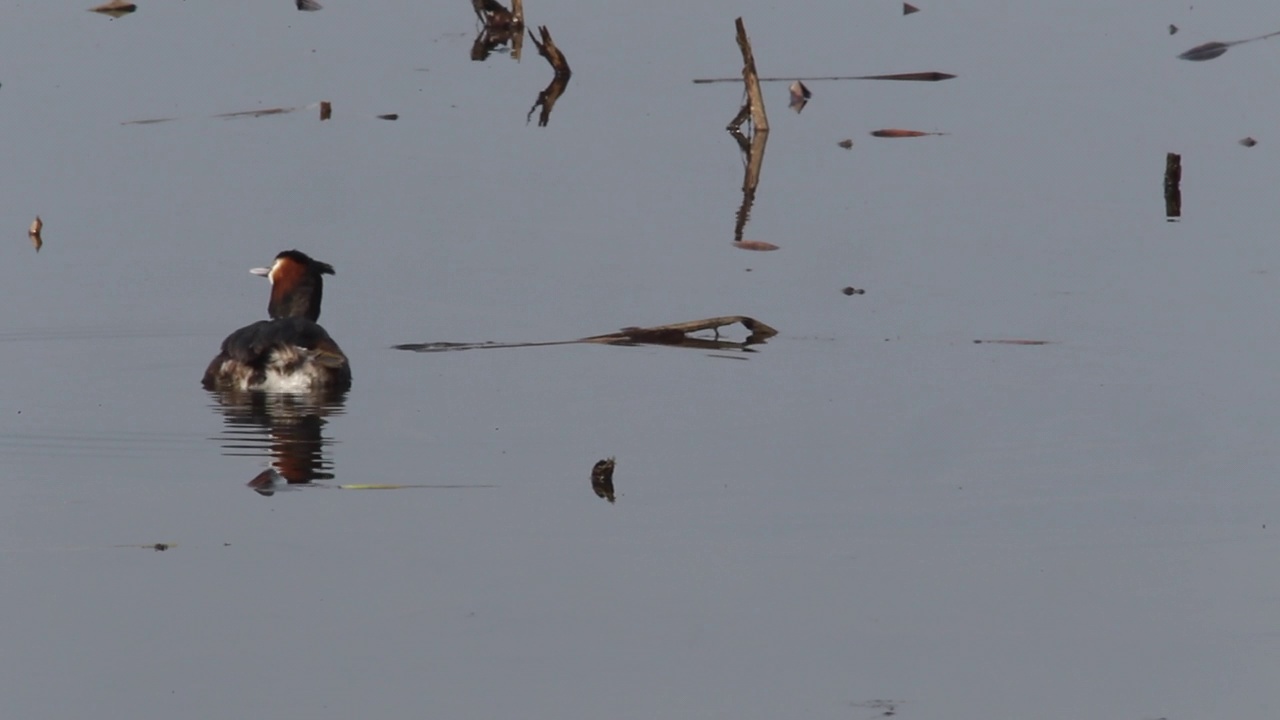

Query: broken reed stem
[511,0,523,26]
[734,17,768,132]
[531,25,571,78]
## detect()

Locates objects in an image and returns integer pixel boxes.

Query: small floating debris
[394,315,778,353]
[903,2,920,15]
[113,542,173,551]
[1168,24,1179,35]
[591,457,616,503]
[216,106,296,119]
[734,240,779,251]
[1177,30,1280,61]
[1164,151,1182,220]
[319,101,332,121]
[296,0,322,10]
[841,286,865,295]
[28,215,42,252]
[1178,41,1230,61]
[1240,136,1258,147]
[693,71,955,84]
[120,117,177,125]
[788,81,811,113]
[837,138,854,149]
[89,0,137,17]
[870,128,947,138]
[376,113,399,121]
[973,339,1052,346]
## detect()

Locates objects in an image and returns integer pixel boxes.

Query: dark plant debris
[1177,30,1280,61]
[591,457,616,503]
[903,3,919,15]
[28,216,42,253]
[694,71,954,84]
[89,0,136,17]
[394,316,779,354]
[837,138,854,149]
[973,339,1053,346]
[1168,24,1179,35]
[871,128,947,138]
[842,286,865,295]
[296,0,322,10]
[1240,136,1258,147]
[1164,152,1182,220]
[734,240,779,251]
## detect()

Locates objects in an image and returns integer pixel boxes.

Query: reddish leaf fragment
[903,3,919,15]
[89,0,136,17]
[734,240,779,252]
[319,101,332,121]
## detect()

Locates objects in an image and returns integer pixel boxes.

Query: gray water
[3,1,1280,718]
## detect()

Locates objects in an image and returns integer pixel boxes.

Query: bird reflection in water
[206,387,347,497]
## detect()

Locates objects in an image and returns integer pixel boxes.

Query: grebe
[202,250,352,392]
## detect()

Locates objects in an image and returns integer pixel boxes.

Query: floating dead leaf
[1177,31,1280,61]
[591,457,616,503]
[1168,24,1179,35]
[28,215,43,252]
[376,113,399,121]
[1240,136,1258,147]
[788,81,811,113]
[871,128,946,138]
[903,2,920,15]
[973,339,1053,346]
[841,286,865,295]
[734,240,779,251]
[89,0,136,17]
[296,0,322,10]
[1178,41,1230,61]
[215,106,297,119]
[837,138,854,149]
[319,101,331,120]
[121,117,177,125]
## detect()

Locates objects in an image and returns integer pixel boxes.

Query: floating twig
[694,71,955,84]
[393,316,779,354]
[527,26,572,126]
